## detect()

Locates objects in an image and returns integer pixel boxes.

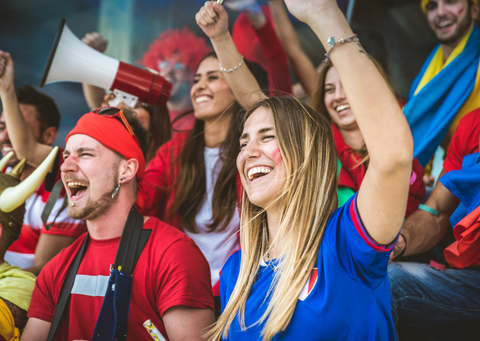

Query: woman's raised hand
[283,0,337,25]
[196,1,229,41]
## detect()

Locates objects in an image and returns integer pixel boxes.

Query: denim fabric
[389,262,480,340]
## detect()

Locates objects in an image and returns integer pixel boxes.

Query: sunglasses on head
[93,106,136,137]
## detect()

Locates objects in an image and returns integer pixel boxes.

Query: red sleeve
[444,109,480,173]
[156,238,214,316]
[27,257,58,322]
[254,15,293,95]
[136,135,185,218]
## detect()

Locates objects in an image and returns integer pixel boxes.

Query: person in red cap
[23,108,214,341]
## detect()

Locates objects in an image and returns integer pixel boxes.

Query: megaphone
[39,18,172,107]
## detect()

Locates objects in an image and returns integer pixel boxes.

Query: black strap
[113,207,150,275]
[47,206,151,341]
[42,180,68,231]
[47,234,89,341]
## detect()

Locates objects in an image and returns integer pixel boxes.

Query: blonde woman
[198,0,413,340]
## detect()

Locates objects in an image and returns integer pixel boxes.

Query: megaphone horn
[40,18,172,106]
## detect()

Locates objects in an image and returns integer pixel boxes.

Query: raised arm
[284,0,413,245]
[0,52,54,167]
[81,32,108,110]
[196,1,265,109]
[268,0,317,95]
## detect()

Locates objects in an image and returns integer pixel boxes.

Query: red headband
[66,112,145,180]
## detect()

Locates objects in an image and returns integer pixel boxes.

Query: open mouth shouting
[66,179,88,201]
[247,166,273,183]
[1,143,14,156]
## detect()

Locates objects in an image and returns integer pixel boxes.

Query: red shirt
[28,217,214,341]
[444,108,480,173]
[137,131,243,227]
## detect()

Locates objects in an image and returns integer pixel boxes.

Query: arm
[196,2,266,109]
[0,52,54,167]
[268,0,317,94]
[24,234,77,275]
[391,169,460,259]
[284,0,413,244]
[226,0,293,94]
[81,32,108,110]
[21,318,51,341]
[163,306,214,341]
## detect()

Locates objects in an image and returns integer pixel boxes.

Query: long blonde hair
[206,96,338,341]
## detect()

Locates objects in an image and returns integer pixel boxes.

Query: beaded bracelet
[219,55,244,73]
[324,34,359,60]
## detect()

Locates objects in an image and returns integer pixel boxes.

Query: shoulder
[42,233,87,274]
[143,217,200,253]
[221,250,241,282]
[157,131,191,153]
[458,108,480,127]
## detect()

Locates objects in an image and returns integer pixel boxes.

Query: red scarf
[332,123,425,217]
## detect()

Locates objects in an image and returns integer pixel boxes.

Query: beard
[436,13,472,45]
[67,172,119,220]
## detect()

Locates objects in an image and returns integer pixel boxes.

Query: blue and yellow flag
[403,25,480,167]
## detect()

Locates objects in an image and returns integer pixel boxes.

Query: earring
[111,178,126,199]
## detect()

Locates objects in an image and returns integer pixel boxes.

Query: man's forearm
[402,209,450,256]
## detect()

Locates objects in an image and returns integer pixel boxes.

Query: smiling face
[426,0,477,45]
[61,134,121,220]
[237,107,287,209]
[324,66,359,131]
[190,56,236,123]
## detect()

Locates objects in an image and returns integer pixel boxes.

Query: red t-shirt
[444,108,480,173]
[28,217,214,341]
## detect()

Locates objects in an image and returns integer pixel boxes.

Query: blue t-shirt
[220,195,397,340]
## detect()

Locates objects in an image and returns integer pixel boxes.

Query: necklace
[265,250,278,273]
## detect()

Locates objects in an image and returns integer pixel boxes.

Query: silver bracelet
[324,34,359,61]
[219,55,244,73]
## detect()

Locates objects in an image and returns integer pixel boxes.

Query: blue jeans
[389,262,480,341]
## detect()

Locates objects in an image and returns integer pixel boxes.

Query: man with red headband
[23,108,214,341]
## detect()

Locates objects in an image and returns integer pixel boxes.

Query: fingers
[213,1,229,21]
[0,51,12,78]
[81,32,107,52]
[197,1,220,26]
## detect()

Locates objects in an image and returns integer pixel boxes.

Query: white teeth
[195,96,211,103]
[438,21,452,28]
[336,104,350,112]
[67,181,87,188]
[247,167,272,180]
[2,147,13,152]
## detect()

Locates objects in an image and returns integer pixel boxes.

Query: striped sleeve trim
[349,194,398,252]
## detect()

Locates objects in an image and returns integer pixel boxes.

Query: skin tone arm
[21,307,214,341]
[196,1,266,109]
[24,234,77,276]
[81,32,108,110]
[284,0,413,245]
[0,52,54,167]
[163,306,214,341]
[390,169,460,260]
[21,318,51,341]
[268,0,317,95]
